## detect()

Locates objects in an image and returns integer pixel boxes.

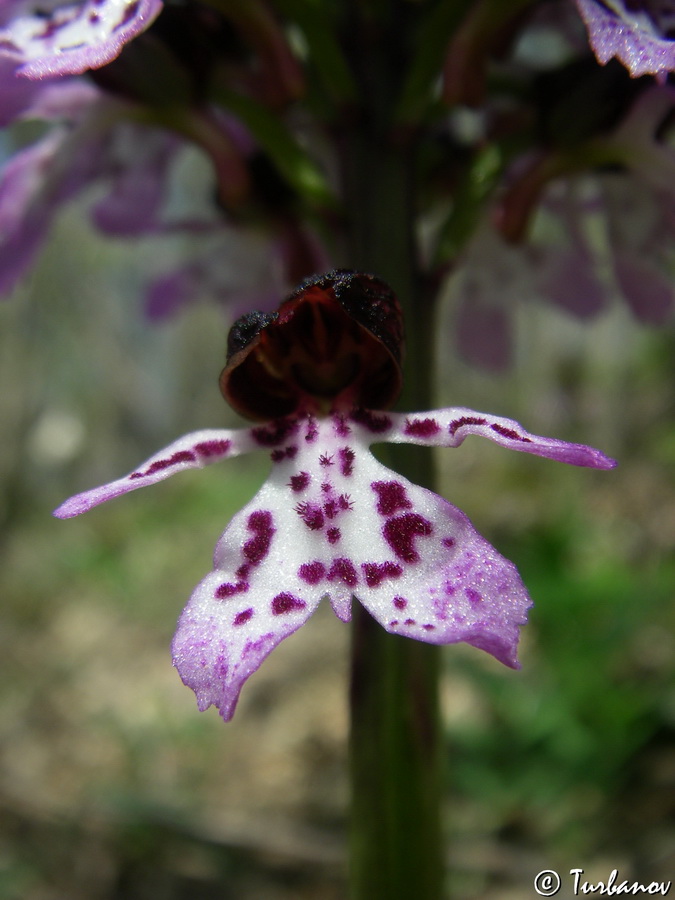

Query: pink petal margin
[2,0,163,79]
[574,0,675,79]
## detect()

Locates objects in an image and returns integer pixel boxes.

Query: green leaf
[433,143,502,264]
[395,0,474,125]
[214,89,336,208]
[274,0,358,105]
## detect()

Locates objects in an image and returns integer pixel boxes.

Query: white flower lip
[54,405,616,722]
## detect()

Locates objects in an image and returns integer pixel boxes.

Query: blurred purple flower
[453,83,675,368]
[0,70,180,295]
[0,58,327,310]
[538,84,675,324]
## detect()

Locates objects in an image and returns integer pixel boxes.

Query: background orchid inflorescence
[2,1,675,362]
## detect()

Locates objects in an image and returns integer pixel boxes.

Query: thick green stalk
[341,116,445,900]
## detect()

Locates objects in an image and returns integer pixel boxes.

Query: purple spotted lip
[54,404,616,722]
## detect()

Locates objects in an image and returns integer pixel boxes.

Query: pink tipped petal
[355,491,530,668]
[53,429,246,518]
[1,0,163,79]
[172,489,322,721]
[384,408,617,469]
[172,412,537,720]
[574,0,675,79]
[316,428,531,667]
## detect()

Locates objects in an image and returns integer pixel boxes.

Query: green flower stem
[341,120,444,899]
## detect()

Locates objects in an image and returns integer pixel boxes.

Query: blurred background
[1,186,674,899]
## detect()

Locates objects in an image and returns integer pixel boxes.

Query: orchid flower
[54,271,616,722]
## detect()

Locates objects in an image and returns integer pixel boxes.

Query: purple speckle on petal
[215,582,249,599]
[272,445,299,461]
[372,481,412,516]
[404,618,416,626]
[466,588,483,605]
[289,471,311,493]
[334,415,351,437]
[195,439,231,458]
[252,419,298,447]
[319,454,333,467]
[271,592,307,615]
[298,561,326,585]
[233,608,254,626]
[295,502,325,530]
[328,557,358,587]
[339,447,355,476]
[423,624,435,631]
[305,418,319,442]
[383,513,433,563]
[404,417,440,437]
[393,596,407,610]
[442,537,456,549]
[214,654,228,677]
[448,416,487,436]
[351,409,392,433]
[490,423,532,442]
[327,527,341,544]
[117,0,141,29]
[130,450,196,478]
[362,561,403,587]
[243,632,275,657]
[243,510,275,565]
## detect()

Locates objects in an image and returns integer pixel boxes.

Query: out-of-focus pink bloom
[0,61,326,307]
[0,78,181,295]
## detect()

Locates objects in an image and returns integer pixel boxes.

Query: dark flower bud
[220,270,405,420]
